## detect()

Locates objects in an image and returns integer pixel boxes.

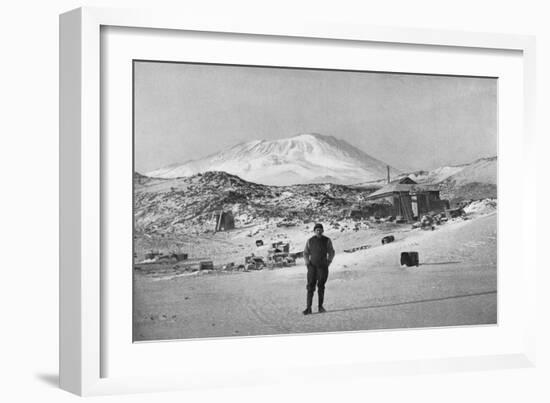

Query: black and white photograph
[132,61,497,342]
[5,0,549,400]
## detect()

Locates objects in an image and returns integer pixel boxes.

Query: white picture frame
[59,7,537,396]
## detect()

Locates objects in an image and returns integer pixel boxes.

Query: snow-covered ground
[133,207,497,341]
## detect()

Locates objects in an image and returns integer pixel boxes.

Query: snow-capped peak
[146,133,398,186]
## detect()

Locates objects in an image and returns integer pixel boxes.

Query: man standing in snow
[303,223,335,315]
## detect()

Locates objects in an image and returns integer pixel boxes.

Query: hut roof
[367,183,415,199]
[396,177,417,184]
[366,182,440,199]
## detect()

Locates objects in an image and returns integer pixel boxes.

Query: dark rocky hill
[134,171,382,238]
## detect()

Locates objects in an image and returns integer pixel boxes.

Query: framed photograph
[60,7,537,396]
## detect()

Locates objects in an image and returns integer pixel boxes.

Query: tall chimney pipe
[387,165,390,184]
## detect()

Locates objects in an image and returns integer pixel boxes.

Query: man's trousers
[306,263,329,308]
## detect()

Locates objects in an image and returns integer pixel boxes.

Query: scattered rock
[381,235,395,245]
[344,245,371,253]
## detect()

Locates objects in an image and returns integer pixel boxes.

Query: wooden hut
[365,177,448,221]
[212,210,235,231]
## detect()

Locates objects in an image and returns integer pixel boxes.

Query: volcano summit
[146,133,398,186]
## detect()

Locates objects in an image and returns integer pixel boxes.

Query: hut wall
[412,193,448,215]
[397,193,414,221]
[417,193,430,215]
[370,191,448,220]
[428,199,449,212]
[214,211,235,231]
[427,191,442,202]
[352,198,393,219]
[392,196,402,217]
[379,193,413,219]
[364,203,393,218]
[220,212,235,230]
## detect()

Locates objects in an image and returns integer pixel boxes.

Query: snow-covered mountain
[436,157,497,202]
[354,156,497,189]
[406,156,497,186]
[146,133,398,186]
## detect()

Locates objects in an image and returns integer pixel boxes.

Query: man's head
[313,223,324,237]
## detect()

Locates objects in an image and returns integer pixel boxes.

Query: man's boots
[303,290,314,315]
[318,289,326,313]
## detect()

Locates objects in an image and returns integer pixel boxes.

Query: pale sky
[134,61,497,174]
